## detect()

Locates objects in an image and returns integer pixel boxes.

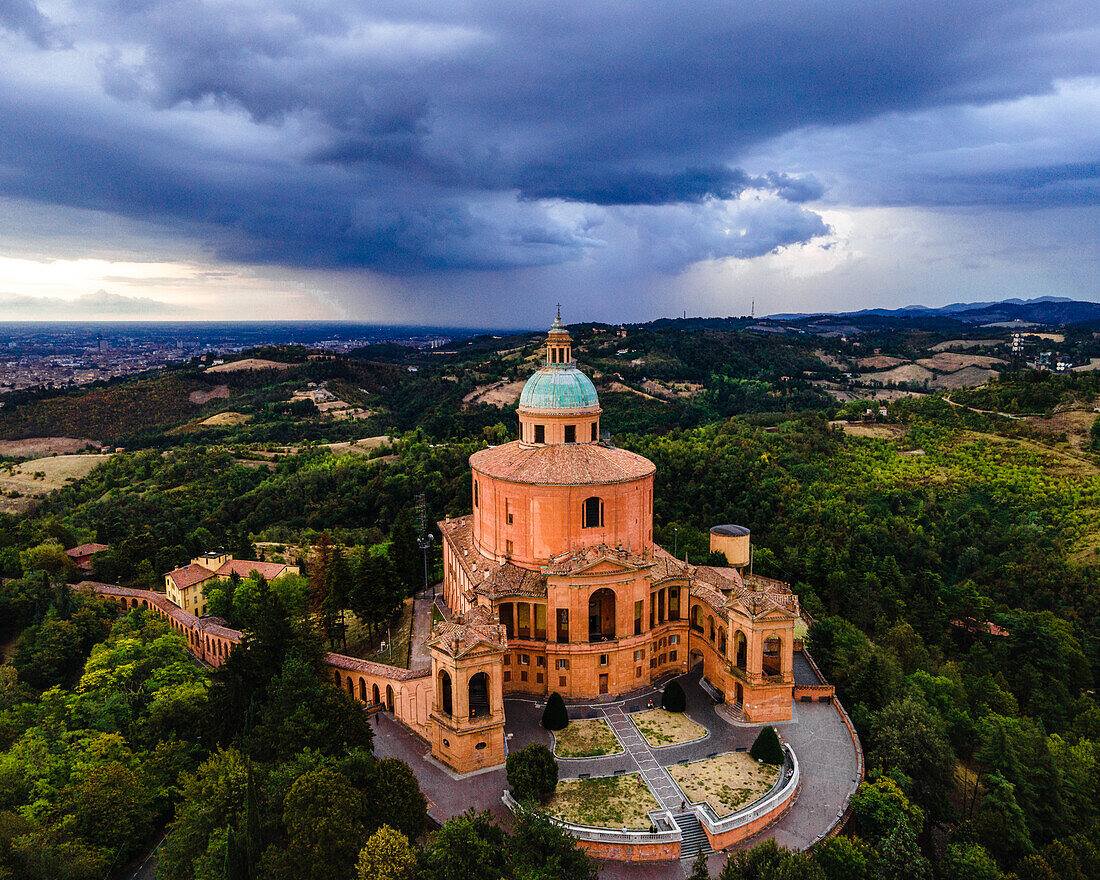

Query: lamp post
[419,531,435,600]
[673,527,679,557]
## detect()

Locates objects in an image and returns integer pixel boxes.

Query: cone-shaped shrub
[661,680,686,712]
[506,743,558,802]
[750,725,784,765]
[541,692,569,731]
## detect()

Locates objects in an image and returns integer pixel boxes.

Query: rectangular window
[503,655,511,665]
[534,424,545,443]
[474,480,479,507]
[536,655,546,667]
[668,588,680,621]
[635,666,642,677]
[670,650,677,662]
[536,673,544,683]
[564,425,576,443]
[520,653,529,665]
[500,603,514,638]
[670,634,679,645]
[633,649,645,661]
[591,422,598,441]
[660,653,666,665]
[506,499,513,524]
[556,608,569,642]
[649,599,655,630]
[535,604,547,640]
[657,588,666,624]
[599,654,609,667]
[559,675,567,687]
[556,659,569,670]
[650,658,657,669]
[517,603,530,638]
[505,539,514,556]
[504,671,511,682]
[634,600,643,635]
[521,671,528,682]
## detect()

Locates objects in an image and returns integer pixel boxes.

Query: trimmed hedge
[506,743,558,802]
[542,692,569,731]
[750,725,785,765]
[662,680,686,712]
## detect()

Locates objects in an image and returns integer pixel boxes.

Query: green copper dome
[519,366,599,411]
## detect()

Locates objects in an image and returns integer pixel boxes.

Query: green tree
[356,825,415,880]
[941,842,999,880]
[689,850,711,880]
[869,693,954,817]
[749,726,784,765]
[283,768,365,880]
[541,692,569,731]
[420,810,506,880]
[371,758,428,842]
[507,810,598,880]
[506,744,558,802]
[662,679,686,712]
[389,509,421,593]
[811,835,873,880]
[876,819,931,880]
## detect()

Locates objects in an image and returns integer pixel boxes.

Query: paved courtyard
[372,668,860,879]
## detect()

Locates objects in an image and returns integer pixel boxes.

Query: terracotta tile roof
[545,543,653,576]
[428,604,507,658]
[66,543,109,559]
[470,441,655,485]
[166,563,217,590]
[80,582,245,640]
[439,517,548,600]
[214,559,293,581]
[324,653,431,680]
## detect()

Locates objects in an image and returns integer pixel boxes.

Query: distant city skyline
[1,2,1098,326]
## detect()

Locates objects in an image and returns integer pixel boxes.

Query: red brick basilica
[435,313,800,773]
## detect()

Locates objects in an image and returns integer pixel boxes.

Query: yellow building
[164,552,299,617]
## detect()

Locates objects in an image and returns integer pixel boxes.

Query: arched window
[588,588,616,642]
[386,685,394,711]
[474,480,479,507]
[582,496,604,528]
[440,670,453,715]
[334,670,341,687]
[373,683,381,705]
[708,616,715,643]
[468,672,490,718]
[359,678,367,701]
[735,632,747,669]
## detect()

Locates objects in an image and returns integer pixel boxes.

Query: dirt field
[206,358,295,373]
[931,339,999,352]
[0,453,112,514]
[462,379,527,408]
[915,352,1004,371]
[200,411,251,427]
[841,423,907,439]
[554,718,623,758]
[630,709,707,747]
[856,355,905,370]
[545,774,659,829]
[861,364,935,386]
[189,385,231,404]
[1023,409,1099,455]
[606,381,661,401]
[0,437,100,457]
[669,752,780,817]
[327,436,396,456]
[932,366,997,389]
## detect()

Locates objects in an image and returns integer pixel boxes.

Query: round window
[475,741,487,750]
[443,738,450,747]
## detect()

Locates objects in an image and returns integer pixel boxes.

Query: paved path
[601,705,682,811]
[409,585,441,673]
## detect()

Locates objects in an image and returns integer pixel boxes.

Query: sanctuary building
[435,314,800,771]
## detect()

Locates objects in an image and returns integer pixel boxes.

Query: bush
[506,744,558,802]
[750,726,784,765]
[542,692,569,731]
[662,680,686,712]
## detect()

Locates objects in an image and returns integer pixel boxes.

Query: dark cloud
[0,0,60,48]
[0,1,1097,277]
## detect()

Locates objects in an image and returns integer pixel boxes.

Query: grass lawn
[342,597,414,668]
[630,708,707,747]
[545,774,659,829]
[669,752,780,817]
[553,718,623,758]
[431,604,445,624]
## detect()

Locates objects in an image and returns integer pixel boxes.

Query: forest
[1,326,1099,878]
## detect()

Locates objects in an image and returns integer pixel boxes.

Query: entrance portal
[599,673,609,694]
[588,588,616,642]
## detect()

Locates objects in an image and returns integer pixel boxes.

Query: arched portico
[439,670,453,716]
[468,671,490,718]
[588,588,616,642]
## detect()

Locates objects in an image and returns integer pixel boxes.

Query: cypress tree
[662,680,686,712]
[541,692,569,731]
[750,726,785,765]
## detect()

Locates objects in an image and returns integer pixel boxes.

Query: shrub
[506,744,558,802]
[541,692,569,731]
[662,680,686,713]
[750,726,784,765]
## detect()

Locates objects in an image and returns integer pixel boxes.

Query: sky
[0,1,1098,326]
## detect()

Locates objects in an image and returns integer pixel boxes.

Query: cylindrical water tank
[709,524,751,568]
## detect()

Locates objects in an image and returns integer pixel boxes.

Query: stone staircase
[673,812,712,860]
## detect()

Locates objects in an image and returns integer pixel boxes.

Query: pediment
[577,558,638,575]
[754,607,796,623]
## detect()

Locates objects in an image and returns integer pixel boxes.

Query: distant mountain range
[767,296,1100,326]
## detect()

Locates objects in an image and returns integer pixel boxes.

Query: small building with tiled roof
[438,314,799,732]
[65,542,109,571]
[164,551,299,617]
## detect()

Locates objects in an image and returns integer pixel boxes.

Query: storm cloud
[0,1,1098,317]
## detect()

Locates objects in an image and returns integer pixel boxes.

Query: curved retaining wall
[502,791,683,861]
[699,745,800,850]
[84,582,432,739]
